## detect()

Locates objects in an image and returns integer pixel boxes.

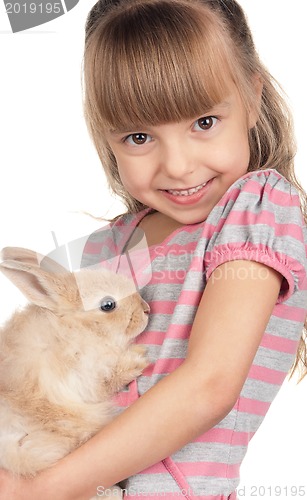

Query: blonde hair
[83,0,307,380]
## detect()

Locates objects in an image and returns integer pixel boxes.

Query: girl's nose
[160,143,195,179]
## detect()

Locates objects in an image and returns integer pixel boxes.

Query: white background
[0,1,306,498]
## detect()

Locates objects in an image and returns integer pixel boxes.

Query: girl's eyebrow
[109,126,144,136]
[109,101,231,136]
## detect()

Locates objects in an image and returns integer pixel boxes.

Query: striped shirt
[81,169,307,500]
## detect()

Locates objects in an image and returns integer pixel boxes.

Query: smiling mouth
[165,181,208,197]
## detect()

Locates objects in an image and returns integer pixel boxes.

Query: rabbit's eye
[100,296,117,312]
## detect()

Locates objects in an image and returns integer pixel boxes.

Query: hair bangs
[85,0,236,133]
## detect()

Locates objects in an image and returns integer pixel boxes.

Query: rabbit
[0,247,150,498]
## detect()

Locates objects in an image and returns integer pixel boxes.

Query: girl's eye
[194,116,218,131]
[125,133,150,145]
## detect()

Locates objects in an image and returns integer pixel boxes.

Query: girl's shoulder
[221,167,299,201]
[207,167,302,223]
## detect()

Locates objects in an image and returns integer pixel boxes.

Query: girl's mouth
[166,180,208,196]
[160,178,214,205]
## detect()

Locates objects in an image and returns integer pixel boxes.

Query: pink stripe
[201,222,221,241]
[195,428,250,446]
[189,255,206,269]
[176,291,203,305]
[248,364,286,385]
[149,293,202,309]
[261,332,299,354]
[136,330,165,345]
[266,186,300,207]
[113,392,132,408]
[113,379,138,407]
[141,365,155,377]
[216,186,244,206]
[140,323,192,343]
[272,303,307,322]
[176,461,240,479]
[149,301,177,314]
[166,324,193,339]
[238,396,271,416]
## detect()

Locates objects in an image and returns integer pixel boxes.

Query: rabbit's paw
[129,344,149,371]
[109,345,150,391]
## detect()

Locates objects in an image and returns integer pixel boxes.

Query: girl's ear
[248,75,264,129]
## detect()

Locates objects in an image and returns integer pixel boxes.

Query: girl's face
[106,85,255,225]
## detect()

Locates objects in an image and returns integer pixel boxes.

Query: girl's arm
[0,260,282,500]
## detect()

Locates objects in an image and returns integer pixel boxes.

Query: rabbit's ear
[0,247,68,274]
[0,259,66,310]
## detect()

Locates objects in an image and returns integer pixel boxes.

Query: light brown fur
[0,247,149,484]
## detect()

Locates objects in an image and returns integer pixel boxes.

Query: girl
[0,0,306,499]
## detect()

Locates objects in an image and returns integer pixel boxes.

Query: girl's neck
[137,211,184,247]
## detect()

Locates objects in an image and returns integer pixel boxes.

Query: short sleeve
[204,169,307,303]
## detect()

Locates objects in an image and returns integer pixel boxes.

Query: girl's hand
[0,465,88,500]
[0,446,105,500]
[0,469,29,500]
[0,469,50,500]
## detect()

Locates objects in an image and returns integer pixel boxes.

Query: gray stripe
[167,228,203,246]
[121,473,182,495]
[191,476,237,496]
[142,283,182,301]
[146,314,171,333]
[172,441,247,464]
[171,305,198,325]
[253,345,296,372]
[217,411,263,433]
[284,289,307,309]
[144,339,189,361]
[266,315,305,341]
[240,378,282,403]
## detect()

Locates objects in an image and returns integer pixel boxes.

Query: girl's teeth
[167,181,207,196]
